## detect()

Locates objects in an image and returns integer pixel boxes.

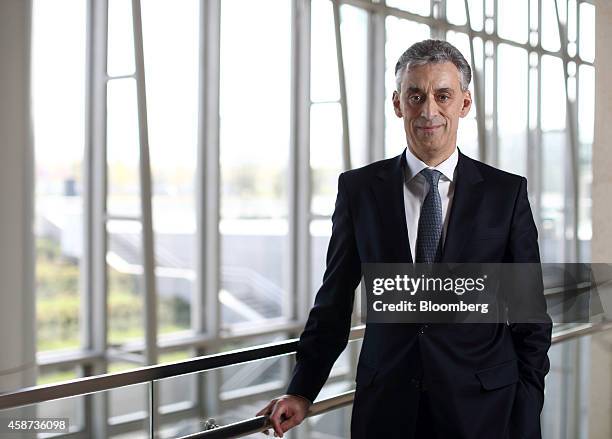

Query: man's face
[392,61,472,163]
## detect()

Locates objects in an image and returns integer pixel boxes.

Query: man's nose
[420,96,439,120]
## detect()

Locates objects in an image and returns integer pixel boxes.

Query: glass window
[219,0,291,329]
[141,0,199,336]
[540,55,567,262]
[386,0,430,17]
[310,2,369,212]
[468,0,484,31]
[446,0,467,26]
[497,0,528,44]
[107,78,142,217]
[311,0,343,218]
[26,1,600,436]
[107,220,145,345]
[497,44,528,176]
[578,65,594,146]
[158,350,197,410]
[107,368,149,428]
[341,4,369,169]
[107,0,135,76]
[219,335,286,397]
[311,103,343,216]
[37,367,78,386]
[578,65,594,246]
[541,0,561,52]
[541,55,566,131]
[529,56,539,131]
[32,0,86,353]
[567,0,578,44]
[311,0,340,103]
[579,2,595,62]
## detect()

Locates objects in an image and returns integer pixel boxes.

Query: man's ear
[392,90,403,118]
[459,90,472,118]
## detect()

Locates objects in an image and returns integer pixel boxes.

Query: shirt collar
[404,145,458,183]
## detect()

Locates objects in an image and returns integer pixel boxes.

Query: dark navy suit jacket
[286,149,552,439]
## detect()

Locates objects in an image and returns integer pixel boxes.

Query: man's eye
[409,95,422,103]
[438,95,450,102]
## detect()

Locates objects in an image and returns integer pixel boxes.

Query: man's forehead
[401,62,462,89]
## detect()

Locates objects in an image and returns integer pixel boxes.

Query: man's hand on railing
[256,394,312,438]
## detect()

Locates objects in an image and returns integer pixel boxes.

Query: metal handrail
[0,326,364,411]
[180,391,356,439]
[0,318,608,412]
[177,320,612,439]
[0,338,297,411]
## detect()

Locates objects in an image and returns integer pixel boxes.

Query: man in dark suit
[257,39,552,438]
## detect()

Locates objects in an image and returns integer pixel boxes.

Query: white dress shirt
[403,146,459,261]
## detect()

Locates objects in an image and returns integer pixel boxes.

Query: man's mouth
[417,124,443,132]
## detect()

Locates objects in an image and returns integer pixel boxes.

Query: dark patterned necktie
[415,168,443,263]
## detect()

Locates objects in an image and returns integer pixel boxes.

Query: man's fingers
[279,416,301,432]
[258,396,306,437]
[269,414,285,437]
[269,402,289,437]
[257,399,282,436]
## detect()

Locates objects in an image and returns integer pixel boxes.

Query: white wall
[0,0,36,396]
[590,1,612,438]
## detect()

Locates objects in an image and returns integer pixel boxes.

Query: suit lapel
[371,150,412,262]
[441,150,485,262]
[369,149,485,263]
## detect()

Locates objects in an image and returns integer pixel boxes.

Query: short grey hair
[394,39,472,92]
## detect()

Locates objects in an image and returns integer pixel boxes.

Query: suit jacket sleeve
[286,172,361,403]
[505,177,553,414]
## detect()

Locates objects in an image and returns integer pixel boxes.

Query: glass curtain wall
[30,0,595,437]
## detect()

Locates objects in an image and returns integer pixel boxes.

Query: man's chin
[415,138,444,149]
[410,140,454,159]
